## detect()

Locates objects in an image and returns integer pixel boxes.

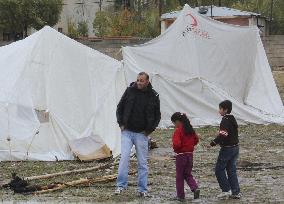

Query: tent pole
[25,130,39,160]
[6,104,12,161]
[8,140,12,161]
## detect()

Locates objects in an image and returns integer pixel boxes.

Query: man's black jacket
[116,82,161,134]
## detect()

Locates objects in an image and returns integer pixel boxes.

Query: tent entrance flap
[69,135,112,161]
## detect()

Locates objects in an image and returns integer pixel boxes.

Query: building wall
[161,19,176,33]
[249,17,269,36]
[161,21,166,34]
[54,0,114,37]
[161,17,250,32]
[161,17,268,36]
[216,17,249,26]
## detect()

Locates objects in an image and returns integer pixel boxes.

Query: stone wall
[1,36,284,70]
[79,36,284,71]
[77,38,150,60]
[0,41,11,47]
[262,35,284,70]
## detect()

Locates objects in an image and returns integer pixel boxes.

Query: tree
[0,0,35,37]
[162,0,181,13]
[178,0,198,7]
[77,21,89,37]
[232,0,284,34]
[98,0,284,37]
[0,0,63,39]
[114,0,130,9]
[142,8,160,37]
[175,0,284,34]
[67,20,79,39]
[93,7,160,37]
[232,0,270,14]
[33,0,63,30]
[93,11,110,37]
[271,0,284,34]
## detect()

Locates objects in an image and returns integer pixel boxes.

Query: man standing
[115,72,161,197]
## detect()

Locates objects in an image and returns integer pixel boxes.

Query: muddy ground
[0,71,284,204]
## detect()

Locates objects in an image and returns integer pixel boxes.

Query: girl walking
[171,112,200,201]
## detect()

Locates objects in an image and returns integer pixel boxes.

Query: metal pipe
[211,0,213,18]
[269,0,274,35]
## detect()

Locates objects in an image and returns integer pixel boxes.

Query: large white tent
[1,5,284,161]
[0,26,126,161]
[122,4,284,127]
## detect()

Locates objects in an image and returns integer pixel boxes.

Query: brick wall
[217,17,249,26]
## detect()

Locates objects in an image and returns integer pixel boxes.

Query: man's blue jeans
[215,146,240,195]
[116,130,149,193]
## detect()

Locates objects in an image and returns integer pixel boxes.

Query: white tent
[0,26,126,161]
[122,4,284,127]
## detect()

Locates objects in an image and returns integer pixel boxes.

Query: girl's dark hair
[171,112,195,135]
[219,100,232,114]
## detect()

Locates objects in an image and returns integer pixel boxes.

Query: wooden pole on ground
[33,171,137,195]
[24,162,119,181]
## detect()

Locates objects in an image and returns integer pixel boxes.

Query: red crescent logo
[186,13,197,27]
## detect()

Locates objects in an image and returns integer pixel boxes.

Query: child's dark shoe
[230,192,242,199]
[193,188,200,199]
[171,196,185,202]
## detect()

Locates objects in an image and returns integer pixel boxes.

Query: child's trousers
[175,153,198,199]
[215,146,240,195]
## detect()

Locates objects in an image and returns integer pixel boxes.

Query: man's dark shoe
[138,191,151,198]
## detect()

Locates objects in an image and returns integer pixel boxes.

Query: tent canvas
[122,4,284,127]
[0,26,126,161]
